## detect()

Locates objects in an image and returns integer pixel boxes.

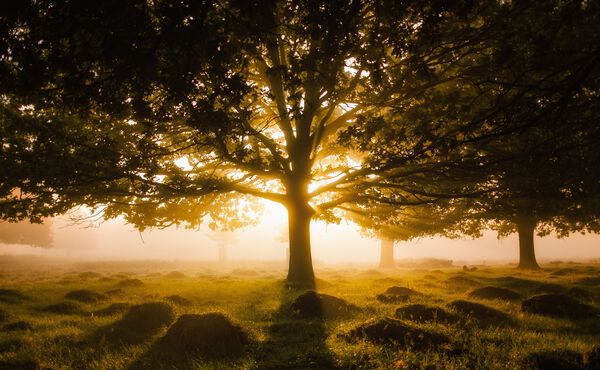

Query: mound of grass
[468,286,523,301]
[117,278,144,287]
[0,288,30,304]
[290,290,359,319]
[0,309,8,322]
[493,276,541,291]
[521,294,599,319]
[585,347,600,369]
[567,287,595,302]
[65,289,108,303]
[445,276,480,287]
[105,288,124,296]
[521,350,583,370]
[549,268,578,277]
[0,359,49,370]
[533,283,568,295]
[231,269,259,276]
[165,295,192,306]
[576,276,600,286]
[93,303,130,317]
[377,286,422,304]
[395,304,458,323]
[448,300,512,324]
[347,317,449,350]
[160,313,248,357]
[110,302,175,343]
[3,320,33,331]
[78,271,103,279]
[165,271,187,279]
[42,302,86,315]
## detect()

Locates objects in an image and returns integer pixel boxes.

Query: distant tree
[0,219,53,248]
[440,1,600,269]
[351,200,476,268]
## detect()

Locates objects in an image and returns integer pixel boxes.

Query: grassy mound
[78,271,103,279]
[585,347,600,369]
[165,295,192,306]
[468,286,523,301]
[445,276,480,287]
[377,286,422,303]
[160,313,248,357]
[521,294,599,319]
[117,278,144,287]
[0,289,30,304]
[567,287,595,302]
[290,290,359,319]
[65,289,108,303]
[3,320,33,331]
[347,317,449,350]
[521,350,583,370]
[165,271,187,279]
[448,300,512,324]
[0,309,7,322]
[395,304,458,323]
[110,302,175,343]
[534,283,568,294]
[0,359,49,370]
[93,303,130,317]
[42,302,86,315]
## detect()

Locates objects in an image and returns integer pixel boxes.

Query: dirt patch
[290,290,359,319]
[534,283,568,294]
[93,303,130,317]
[395,304,458,323]
[347,318,449,350]
[65,289,108,303]
[42,302,86,315]
[468,286,523,301]
[3,320,33,331]
[521,350,583,370]
[521,294,599,319]
[109,302,175,343]
[117,278,144,287]
[165,271,187,279]
[160,313,248,357]
[165,295,192,306]
[0,288,30,304]
[448,300,512,324]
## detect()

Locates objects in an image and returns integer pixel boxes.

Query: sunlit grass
[0,262,598,369]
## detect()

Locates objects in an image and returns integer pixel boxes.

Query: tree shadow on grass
[254,285,338,370]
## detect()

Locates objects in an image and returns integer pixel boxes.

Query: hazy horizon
[2,203,599,265]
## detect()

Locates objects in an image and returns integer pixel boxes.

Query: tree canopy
[1,0,599,284]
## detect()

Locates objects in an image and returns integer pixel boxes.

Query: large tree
[0,1,555,286]
[446,0,600,269]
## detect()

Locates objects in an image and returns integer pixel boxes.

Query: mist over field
[2,214,599,266]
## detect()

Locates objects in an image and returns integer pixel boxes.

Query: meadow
[0,258,599,369]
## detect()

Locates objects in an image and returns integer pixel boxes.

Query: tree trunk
[516,216,540,269]
[286,202,315,288]
[379,238,395,268]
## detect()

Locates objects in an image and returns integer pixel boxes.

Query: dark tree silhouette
[2,1,597,285]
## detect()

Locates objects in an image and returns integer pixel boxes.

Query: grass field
[0,259,599,369]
